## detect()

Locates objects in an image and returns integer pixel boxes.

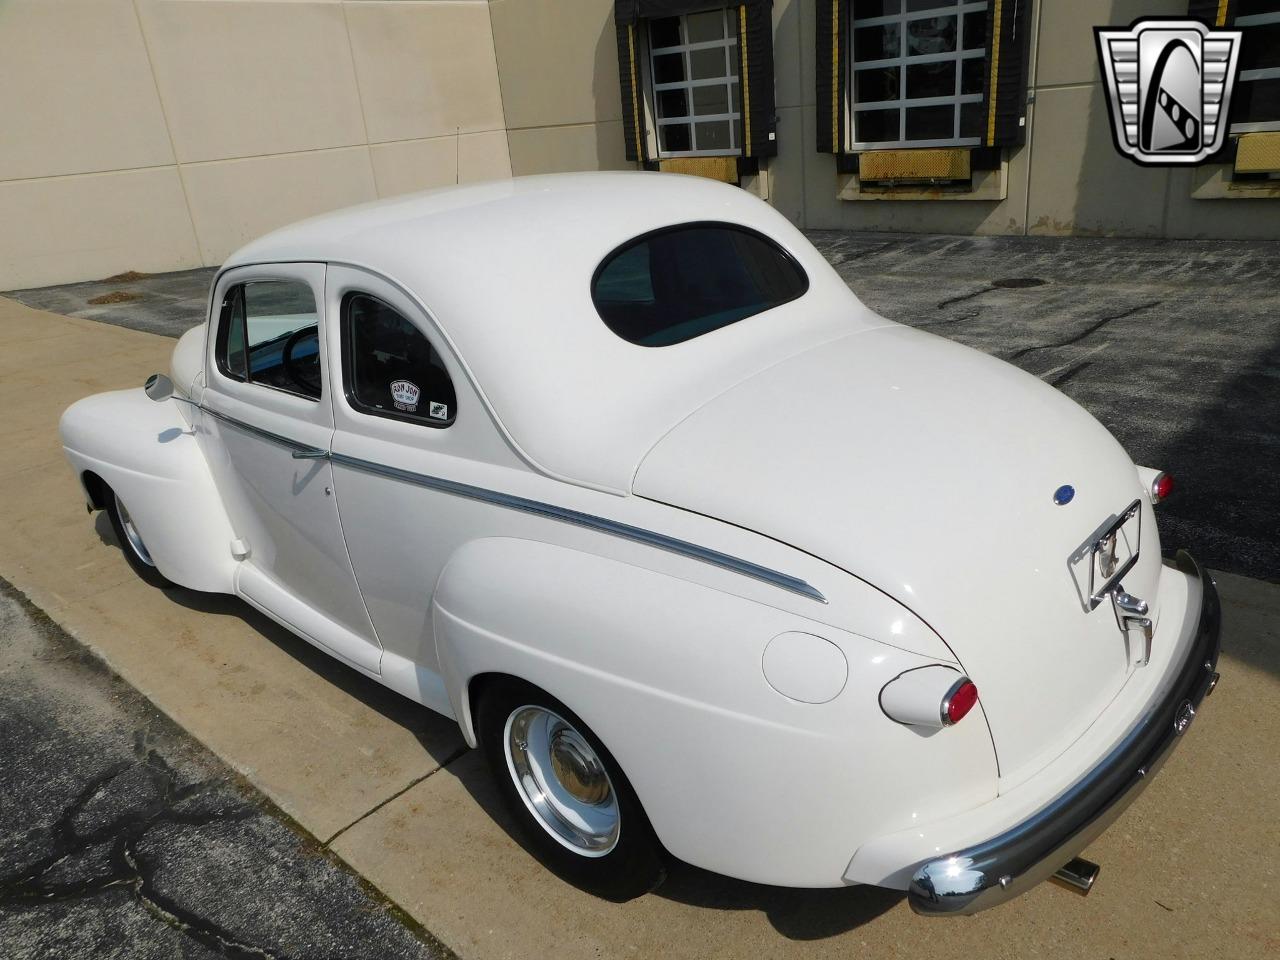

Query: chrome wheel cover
[504,705,620,857]
[117,499,156,567]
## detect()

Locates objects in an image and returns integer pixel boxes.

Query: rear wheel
[476,678,666,900]
[106,488,173,589]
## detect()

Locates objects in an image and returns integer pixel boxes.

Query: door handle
[291,446,329,460]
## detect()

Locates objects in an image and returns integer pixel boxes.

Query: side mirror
[144,373,174,402]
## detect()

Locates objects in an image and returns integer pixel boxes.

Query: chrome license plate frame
[1069,499,1143,612]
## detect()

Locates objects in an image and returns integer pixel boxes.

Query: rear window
[591,223,808,347]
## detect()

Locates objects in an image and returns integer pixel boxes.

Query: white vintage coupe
[60,173,1220,914]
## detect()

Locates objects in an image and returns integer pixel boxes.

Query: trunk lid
[634,326,1162,783]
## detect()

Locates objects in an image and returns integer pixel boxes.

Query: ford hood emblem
[1053,484,1076,505]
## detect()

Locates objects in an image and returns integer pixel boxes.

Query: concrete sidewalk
[1,294,1277,958]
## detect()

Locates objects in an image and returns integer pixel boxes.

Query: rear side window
[342,293,457,427]
[591,223,808,347]
[215,279,320,400]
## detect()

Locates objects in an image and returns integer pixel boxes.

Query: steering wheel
[281,326,322,396]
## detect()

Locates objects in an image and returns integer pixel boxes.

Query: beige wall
[488,0,631,175]
[0,0,511,290]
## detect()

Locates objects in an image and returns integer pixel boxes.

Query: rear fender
[432,536,997,887]
[60,388,237,593]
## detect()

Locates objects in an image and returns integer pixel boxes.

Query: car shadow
[91,512,465,768]
[446,725,903,938]
[655,861,903,939]
[95,513,902,937]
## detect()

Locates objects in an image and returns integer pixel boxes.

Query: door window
[341,293,457,427]
[216,279,321,400]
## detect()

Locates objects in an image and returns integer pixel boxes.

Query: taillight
[1151,472,1175,504]
[880,666,979,729]
[942,678,979,726]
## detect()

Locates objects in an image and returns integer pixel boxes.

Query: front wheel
[476,678,666,900]
[106,488,173,589]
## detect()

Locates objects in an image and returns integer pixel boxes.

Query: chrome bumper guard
[909,550,1221,916]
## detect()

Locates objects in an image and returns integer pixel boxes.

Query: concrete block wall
[3,0,1275,289]
[488,0,632,175]
[0,0,512,290]
[783,0,1278,238]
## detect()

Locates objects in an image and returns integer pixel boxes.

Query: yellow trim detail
[1216,0,1230,27]
[1235,132,1280,173]
[859,148,971,181]
[832,0,841,150]
[628,25,643,160]
[658,157,740,183]
[740,6,752,156]
[986,0,1003,145]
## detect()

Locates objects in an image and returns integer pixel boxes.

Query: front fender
[432,536,997,887]
[60,388,237,593]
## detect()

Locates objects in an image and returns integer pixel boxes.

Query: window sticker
[429,401,449,420]
[390,379,420,413]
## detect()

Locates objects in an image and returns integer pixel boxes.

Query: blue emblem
[1053,484,1076,506]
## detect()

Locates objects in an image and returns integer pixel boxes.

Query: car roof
[223,172,884,493]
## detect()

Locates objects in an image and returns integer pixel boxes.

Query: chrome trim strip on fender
[199,404,827,604]
[329,452,827,604]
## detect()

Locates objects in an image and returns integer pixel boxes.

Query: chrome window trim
[198,405,826,604]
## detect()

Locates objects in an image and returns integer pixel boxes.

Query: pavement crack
[1048,359,1095,388]
[1009,300,1161,361]
[935,286,993,310]
[0,737,281,959]
[123,837,292,960]
[323,745,469,848]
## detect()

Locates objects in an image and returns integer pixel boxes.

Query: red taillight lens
[1152,472,1175,504]
[943,679,979,725]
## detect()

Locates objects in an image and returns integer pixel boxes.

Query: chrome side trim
[329,452,827,604]
[198,404,826,604]
[201,404,325,457]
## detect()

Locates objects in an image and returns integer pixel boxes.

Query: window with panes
[648,8,742,156]
[848,0,990,150]
[1231,2,1280,133]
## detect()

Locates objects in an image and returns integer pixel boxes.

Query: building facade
[1,0,1276,290]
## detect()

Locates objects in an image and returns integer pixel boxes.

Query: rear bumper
[908,550,1221,916]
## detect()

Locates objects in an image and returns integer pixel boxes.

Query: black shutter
[738,2,777,157]
[615,20,646,162]
[1186,1,1236,25]
[615,1,777,161]
[815,0,848,154]
[982,0,1033,147]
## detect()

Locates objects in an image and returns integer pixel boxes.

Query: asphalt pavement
[8,231,1277,581]
[0,576,453,960]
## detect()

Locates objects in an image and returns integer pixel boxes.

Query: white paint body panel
[634,325,1164,785]
[59,388,237,593]
[59,173,1201,891]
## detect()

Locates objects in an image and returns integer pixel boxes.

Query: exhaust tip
[1051,857,1101,896]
